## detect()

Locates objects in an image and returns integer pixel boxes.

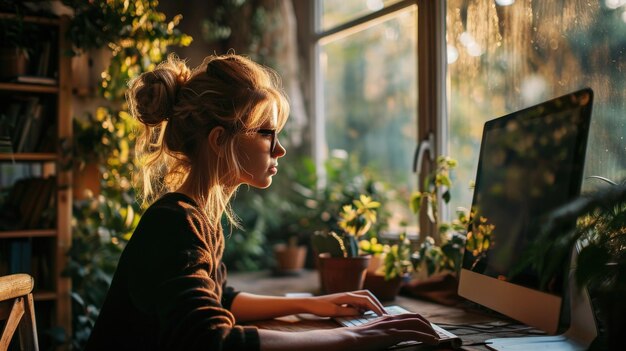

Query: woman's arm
[230,290,387,322]
[257,313,439,351]
[128,205,261,350]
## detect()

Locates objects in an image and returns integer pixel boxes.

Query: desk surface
[228,270,544,351]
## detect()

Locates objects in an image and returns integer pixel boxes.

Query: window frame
[308,0,447,240]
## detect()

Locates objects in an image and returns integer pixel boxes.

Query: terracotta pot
[400,272,462,306]
[366,253,385,274]
[273,244,307,274]
[317,253,370,294]
[73,163,101,200]
[363,272,405,301]
[0,47,28,78]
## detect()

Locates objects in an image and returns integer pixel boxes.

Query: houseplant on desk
[361,233,414,301]
[273,236,307,275]
[400,156,474,305]
[409,156,468,276]
[521,179,626,350]
[312,195,380,294]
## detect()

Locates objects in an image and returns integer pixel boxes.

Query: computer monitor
[457,89,594,340]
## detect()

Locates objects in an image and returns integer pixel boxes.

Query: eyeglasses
[256,129,277,153]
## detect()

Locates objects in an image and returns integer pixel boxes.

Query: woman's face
[235,102,286,188]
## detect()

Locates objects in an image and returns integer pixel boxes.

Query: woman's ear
[207,126,226,155]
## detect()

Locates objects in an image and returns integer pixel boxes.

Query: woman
[85,54,439,351]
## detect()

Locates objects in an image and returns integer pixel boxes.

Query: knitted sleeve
[221,277,241,311]
[127,204,260,351]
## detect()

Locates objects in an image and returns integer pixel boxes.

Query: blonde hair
[127,53,289,230]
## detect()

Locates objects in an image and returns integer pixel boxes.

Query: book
[0,103,19,151]
[4,99,24,149]
[0,176,55,230]
[0,178,28,230]
[36,40,52,77]
[23,103,46,152]
[13,75,57,85]
[25,176,55,229]
[12,97,39,153]
[15,99,44,153]
[38,177,57,229]
[9,238,32,274]
[31,238,53,290]
[18,177,45,229]
[0,136,12,153]
[36,121,56,153]
[16,178,36,229]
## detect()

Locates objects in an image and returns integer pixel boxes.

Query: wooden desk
[228,270,545,351]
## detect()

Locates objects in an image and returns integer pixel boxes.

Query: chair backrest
[0,274,38,351]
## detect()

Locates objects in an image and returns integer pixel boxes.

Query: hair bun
[127,56,191,126]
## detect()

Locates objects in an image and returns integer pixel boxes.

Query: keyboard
[335,305,462,350]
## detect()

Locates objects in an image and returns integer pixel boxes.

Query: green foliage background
[62,1,191,348]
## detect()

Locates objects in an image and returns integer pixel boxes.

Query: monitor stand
[486,247,598,351]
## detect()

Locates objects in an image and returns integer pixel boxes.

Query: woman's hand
[345,312,440,349]
[259,312,440,351]
[230,290,386,322]
[305,289,387,317]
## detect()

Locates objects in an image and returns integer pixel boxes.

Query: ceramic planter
[317,253,370,294]
[273,244,307,275]
[73,162,101,200]
[366,253,385,274]
[363,272,406,301]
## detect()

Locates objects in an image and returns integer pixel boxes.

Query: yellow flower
[337,195,380,238]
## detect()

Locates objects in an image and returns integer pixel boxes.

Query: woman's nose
[273,139,286,158]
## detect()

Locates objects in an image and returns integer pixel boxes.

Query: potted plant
[359,236,386,274]
[0,7,37,78]
[313,153,394,242]
[312,194,380,294]
[521,179,626,350]
[409,156,467,276]
[399,156,472,305]
[273,236,307,275]
[362,233,413,301]
[267,158,318,274]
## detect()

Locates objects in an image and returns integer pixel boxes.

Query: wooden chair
[0,274,38,351]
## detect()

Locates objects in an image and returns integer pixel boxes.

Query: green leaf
[410,192,422,214]
[576,245,611,287]
[442,190,451,204]
[440,174,452,188]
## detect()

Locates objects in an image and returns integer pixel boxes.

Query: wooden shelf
[0,13,60,26]
[0,230,56,239]
[0,153,57,162]
[0,14,72,349]
[0,82,59,94]
[33,290,58,302]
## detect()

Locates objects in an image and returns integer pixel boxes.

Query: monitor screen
[458,88,593,334]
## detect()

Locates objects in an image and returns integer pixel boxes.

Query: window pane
[320,7,417,232]
[447,0,626,214]
[320,0,403,31]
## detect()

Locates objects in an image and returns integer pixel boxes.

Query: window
[320,0,404,30]
[314,0,419,233]
[446,0,626,213]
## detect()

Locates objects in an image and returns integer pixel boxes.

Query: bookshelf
[0,12,71,349]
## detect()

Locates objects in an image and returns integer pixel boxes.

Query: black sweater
[85,193,260,351]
